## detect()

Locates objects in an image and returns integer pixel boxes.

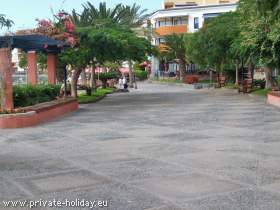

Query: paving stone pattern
[0,82,280,210]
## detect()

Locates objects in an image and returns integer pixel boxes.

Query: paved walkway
[1,82,280,210]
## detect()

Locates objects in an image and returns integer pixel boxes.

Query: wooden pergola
[0,35,68,110]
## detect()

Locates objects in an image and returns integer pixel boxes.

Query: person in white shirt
[118,77,123,89]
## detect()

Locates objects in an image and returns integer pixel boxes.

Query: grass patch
[78,88,114,104]
[251,88,271,96]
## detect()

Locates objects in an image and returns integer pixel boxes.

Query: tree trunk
[179,59,186,81]
[71,68,83,98]
[80,69,87,86]
[90,65,96,91]
[264,66,273,89]
[235,62,239,85]
[128,60,134,88]
[248,63,254,79]
[102,80,107,89]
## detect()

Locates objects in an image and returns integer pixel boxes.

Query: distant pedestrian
[118,77,123,89]
[123,76,128,89]
[60,78,71,97]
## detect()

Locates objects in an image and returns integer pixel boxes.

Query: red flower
[64,32,71,37]
[58,12,65,18]
[64,18,75,33]
[67,37,76,46]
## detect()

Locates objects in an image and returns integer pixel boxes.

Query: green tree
[185,12,241,83]
[164,34,188,80]
[19,52,28,70]
[70,2,152,92]
[238,0,280,88]
[117,3,149,87]
[59,47,91,98]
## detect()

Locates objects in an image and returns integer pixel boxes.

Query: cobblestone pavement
[1,82,280,210]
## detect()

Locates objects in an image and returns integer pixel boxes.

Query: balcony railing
[154,25,188,36]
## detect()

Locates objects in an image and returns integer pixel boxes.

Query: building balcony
[154,25,188,36]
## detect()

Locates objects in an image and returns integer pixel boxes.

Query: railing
[154,25,188,36]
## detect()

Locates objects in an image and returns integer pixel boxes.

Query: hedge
[98,71,118,81]
[98,72,118,88]
[13,84,61,107]
[135,70,148,81]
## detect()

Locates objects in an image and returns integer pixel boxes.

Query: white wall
[150,4,237,32]
[12,49,25,72]
[149,4,238,78]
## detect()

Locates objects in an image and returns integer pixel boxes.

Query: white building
[12,49,25,72]
[149,1,238,77]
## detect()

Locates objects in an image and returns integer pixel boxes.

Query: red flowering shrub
[64,17,75,33]
[184,75,199,84]
[34,11,77,46]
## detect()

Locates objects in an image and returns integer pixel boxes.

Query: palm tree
[119,4,148,28]
[118,3,149,87]
[164,34,188,80]
[71,2,126,91]
[0,14,13,29]
[76,2,125,27]
[72,2,149,88]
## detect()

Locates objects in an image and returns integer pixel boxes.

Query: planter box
[0,98,78,129]
[267,92,280,109]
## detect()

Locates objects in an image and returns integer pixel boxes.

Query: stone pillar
[0,48,14,110]
[27,51,38,85]
[47,54,57,84]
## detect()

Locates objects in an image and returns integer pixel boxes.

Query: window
[194,17,199,29]
[155,38,166,45]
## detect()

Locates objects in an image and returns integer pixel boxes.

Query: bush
[184,75,199,84]
[135,70,148,81]
[99,72,118,88]
[99,71,118,81]
[253,79,266,89]
[13,84,60,107]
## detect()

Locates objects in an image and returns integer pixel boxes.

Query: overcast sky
[1,0,162,32]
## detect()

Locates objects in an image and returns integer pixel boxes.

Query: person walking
[118,76,124,89]
[123,76,128,89]
[60,78,71,97]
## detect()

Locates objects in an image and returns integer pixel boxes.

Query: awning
[203,13,221,19]
[0,35,68,54]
